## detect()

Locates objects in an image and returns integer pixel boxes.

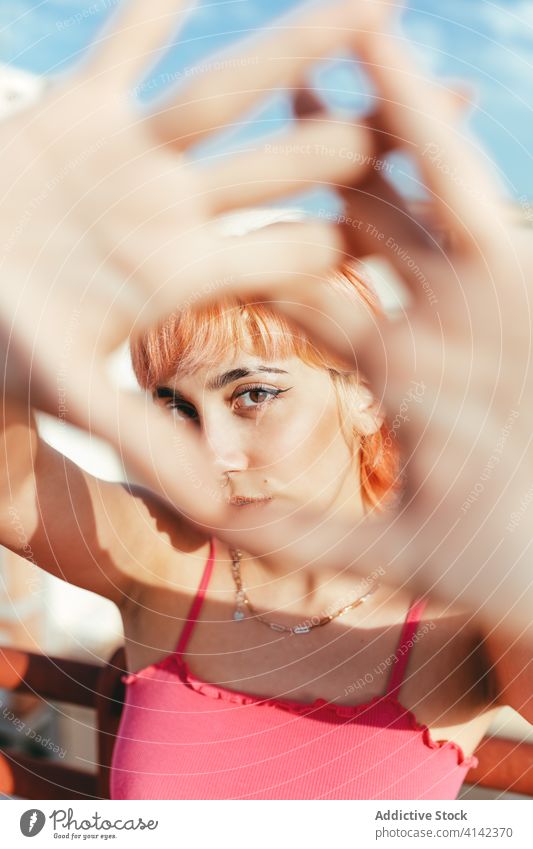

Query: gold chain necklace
[229,547,380,635]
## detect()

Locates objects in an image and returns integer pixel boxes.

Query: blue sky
[1,0,532,202]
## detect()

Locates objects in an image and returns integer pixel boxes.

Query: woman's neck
[222,542,379,622]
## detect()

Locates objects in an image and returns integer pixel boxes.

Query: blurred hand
[219,9,533,638]
[0,0,386,520]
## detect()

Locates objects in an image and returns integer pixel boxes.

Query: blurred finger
[444,80,476,117]
[292,84,461,304]
[71,370,226,526]
[80,0,191,92]
[293,78,474,155]
[260,268,389,373]
[202,117,375,215]
[122,219,394,380]
[147,0,391,148]
[291,88,437,305]
[339,173,447,304]
[122,219,345,332]
[352,21,505,252]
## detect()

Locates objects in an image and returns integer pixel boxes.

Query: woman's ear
[355,385,384,436]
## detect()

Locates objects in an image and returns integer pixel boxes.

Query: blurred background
[0,0,531,799]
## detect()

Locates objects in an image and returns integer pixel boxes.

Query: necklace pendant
[233,609,246,621]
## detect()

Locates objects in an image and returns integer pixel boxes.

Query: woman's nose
[202,413,248,475]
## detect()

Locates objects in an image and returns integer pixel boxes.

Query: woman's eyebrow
[206,365,288,391]
[153,365,289,399]
[153,386,186,401]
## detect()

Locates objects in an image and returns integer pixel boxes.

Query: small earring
[371,444,383,470]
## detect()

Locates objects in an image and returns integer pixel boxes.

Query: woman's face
[153,352,368,520]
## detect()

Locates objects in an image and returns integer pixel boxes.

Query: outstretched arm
[0,398,193,606]
[0,0,385,527]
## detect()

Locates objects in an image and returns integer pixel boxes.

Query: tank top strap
[384,596,429,699]
[174,537,216,658]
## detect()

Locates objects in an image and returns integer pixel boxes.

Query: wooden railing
[0,645,531,799]
[0,645,126,799]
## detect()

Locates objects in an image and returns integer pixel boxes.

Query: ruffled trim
[389,696,479,769]
[122,654,479,770]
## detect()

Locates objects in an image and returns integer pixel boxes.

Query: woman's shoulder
[118,482,213,592]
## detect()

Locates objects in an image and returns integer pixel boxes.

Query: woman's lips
[228,495,273,507]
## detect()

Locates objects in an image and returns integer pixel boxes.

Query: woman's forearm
[0,398,39,515]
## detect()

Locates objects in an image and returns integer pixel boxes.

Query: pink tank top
[110,537,478,799]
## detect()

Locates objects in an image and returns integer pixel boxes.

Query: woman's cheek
[258,401,340,471]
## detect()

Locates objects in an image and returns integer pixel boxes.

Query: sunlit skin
[152,352,383,615]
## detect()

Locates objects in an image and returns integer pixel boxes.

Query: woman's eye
[233,386,282,410]
[167,402,197,420]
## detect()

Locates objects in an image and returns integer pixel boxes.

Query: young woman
[111,258,505,800]
[0,0,531,803]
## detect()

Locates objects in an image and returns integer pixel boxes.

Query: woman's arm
[0,398,190,607]
[484,628,533,726]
